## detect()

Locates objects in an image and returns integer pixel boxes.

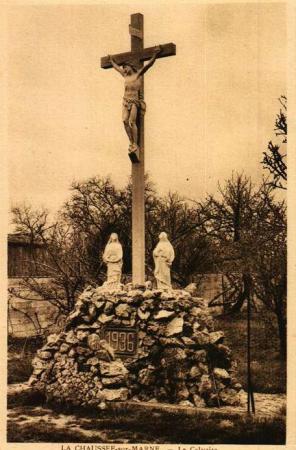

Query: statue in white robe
[153,232,175,290]
[102,233,123,288]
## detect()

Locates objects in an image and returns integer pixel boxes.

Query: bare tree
[199,173,286,358]
[62,177,215,285]
[252,184,287,359]
[62,175,159,276]
[148,192,215,284]
[10,207,89,315]
[11,204,49,240]
[11,173,286,356]
[262,96,287,190]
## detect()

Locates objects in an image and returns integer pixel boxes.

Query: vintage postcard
[1,1,295,449]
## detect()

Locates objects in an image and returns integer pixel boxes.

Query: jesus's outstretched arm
[109,55,125,75]
[136,46,162,77]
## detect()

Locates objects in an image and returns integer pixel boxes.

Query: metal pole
[247,291,255,414]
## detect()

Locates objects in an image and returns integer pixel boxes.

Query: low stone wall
[30,284,243,410]
[8,278,59,337]
[195,274,223,302]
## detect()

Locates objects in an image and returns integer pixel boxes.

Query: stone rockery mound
[29,285,244,409]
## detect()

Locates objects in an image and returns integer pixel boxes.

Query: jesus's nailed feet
[129,143,139,152]
[128,144,140,163]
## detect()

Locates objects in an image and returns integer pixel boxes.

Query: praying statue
[108,46,162,154]
[102,233,123,288]
[153,232,175,290]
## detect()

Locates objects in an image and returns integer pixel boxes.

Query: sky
[7,1,287,219]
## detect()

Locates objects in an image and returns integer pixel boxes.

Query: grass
[214,310,286,394]
[8,335,44,384]
[7,403,286,444]
[7,418,93,443]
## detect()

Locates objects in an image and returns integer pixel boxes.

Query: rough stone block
[209,331,224,344]
[165,317,184,336]
[37,350,52,360]
[99,360,128,377]
[98,313,114,323]
[213,367,231,382]
[87,333,102,351]
[102,387,129,401]
[137,308,150,320]
[154,310,175,320]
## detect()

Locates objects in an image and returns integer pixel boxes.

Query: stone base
[29,286,243,410]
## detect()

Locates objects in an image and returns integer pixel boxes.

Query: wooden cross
[101,13,176,285]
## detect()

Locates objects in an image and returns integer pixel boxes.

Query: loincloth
[123,97,146,112]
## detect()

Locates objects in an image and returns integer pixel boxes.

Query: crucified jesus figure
[108,46,162,153]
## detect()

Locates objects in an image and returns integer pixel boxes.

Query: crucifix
[101,13,176,285]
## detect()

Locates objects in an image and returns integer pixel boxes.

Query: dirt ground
[7,387,286,444]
